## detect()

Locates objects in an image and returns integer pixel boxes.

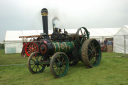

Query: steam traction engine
[28,8,101,78]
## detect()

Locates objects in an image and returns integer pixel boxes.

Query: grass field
[0,49,128,85]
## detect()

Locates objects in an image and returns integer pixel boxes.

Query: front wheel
[28,52,45,74]
[50,52,69,78]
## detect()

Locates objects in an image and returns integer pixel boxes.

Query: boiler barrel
[52,41,75,54]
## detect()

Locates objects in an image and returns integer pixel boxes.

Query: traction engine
[27,8,101,78]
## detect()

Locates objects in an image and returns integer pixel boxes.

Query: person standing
[107,39,112,45]
[98,40,100,44]
[104,39,108,46]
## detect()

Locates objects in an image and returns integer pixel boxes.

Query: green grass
[0,49,128,85]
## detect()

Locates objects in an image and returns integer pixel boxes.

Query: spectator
[104,39,108,45]
[107,39,112,45]
[98,40,100,44]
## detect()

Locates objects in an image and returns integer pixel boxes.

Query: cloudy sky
[0,0,128,41]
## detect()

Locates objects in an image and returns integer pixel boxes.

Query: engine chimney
[41,8,49,39]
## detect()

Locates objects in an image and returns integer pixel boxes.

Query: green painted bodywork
[52,41,75,54]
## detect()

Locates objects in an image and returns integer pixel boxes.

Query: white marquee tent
[113,25,128,54]
[4,28,121,54]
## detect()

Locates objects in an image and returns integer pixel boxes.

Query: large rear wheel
[81,39,101,68]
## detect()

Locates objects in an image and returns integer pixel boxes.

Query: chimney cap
[41,8,48,13]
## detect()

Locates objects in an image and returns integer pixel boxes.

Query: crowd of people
[98,39,113,52]
[98,39,113,46]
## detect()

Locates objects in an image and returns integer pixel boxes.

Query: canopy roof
[66,28,120,37]
[5,28,120,41]
[115,25,128,35]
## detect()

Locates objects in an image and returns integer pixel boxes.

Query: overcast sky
[0,0,128,42]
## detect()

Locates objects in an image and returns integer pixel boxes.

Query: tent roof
[88,28,120,37]
[5,31,22,41]
[5,28,121,41]
[5,30,53,41]
[115,25,128,35]
[65,28,120,37]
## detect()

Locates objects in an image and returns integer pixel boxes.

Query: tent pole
[124,35,126,57]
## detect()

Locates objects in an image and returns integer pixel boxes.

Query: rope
[0,63,27,67]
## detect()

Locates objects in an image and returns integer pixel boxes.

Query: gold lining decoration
[61,44,65,49]
[71,41,75,48]
[64,42,67,53]
[52,42,56,53]
[56,42,60,52]
[41,12,48,16]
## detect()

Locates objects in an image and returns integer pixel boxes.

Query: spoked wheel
[25,42,39,56]
[50,52,69,78]
[81,39,101,68]
[76,27,89,45]
[28,52,45,74]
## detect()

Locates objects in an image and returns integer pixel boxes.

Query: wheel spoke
[37,65,40,71]
[35,56,38,61]
[92,42,95,48]
[32,44,34,48]
[32,64,35,69]
[36,66,38,72]
[60,67,63,73]
[59,68,61,75]
[84,30,86,35]
[28,51,31,53]
[57,57,60,62]
[81,29,83,36]
[81,38,83,43]
[31,59,35,62]
[89,44,93,49]
[62,57,64,63]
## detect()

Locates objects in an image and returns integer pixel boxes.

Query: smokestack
[52,17,59,32]
[41,8,48,38]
